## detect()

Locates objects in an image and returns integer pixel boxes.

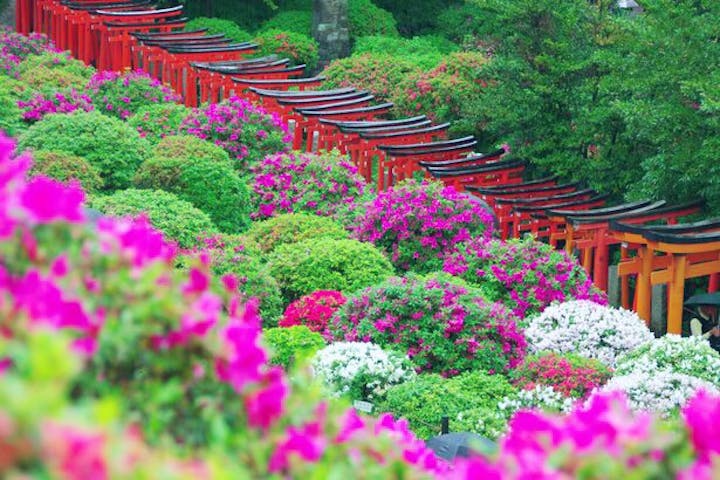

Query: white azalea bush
[525,300,654,367]
[595,371,719,417]
[615,335,720,386]
[498,385,576,416]
[311,342,416,401]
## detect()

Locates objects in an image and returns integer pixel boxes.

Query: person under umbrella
[687,292,720,352]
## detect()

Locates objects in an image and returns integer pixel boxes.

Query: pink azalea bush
[0,27,54,77]
[328,274,526,376]
[0,131,445,477]
[279,290,347,334]
[18,88,94,123]
[510,352,612,399]
[351,180,495,273]
[251,150,368,220]
[85,70,181,120]
[180,96,290,171]
[443,236,606,320]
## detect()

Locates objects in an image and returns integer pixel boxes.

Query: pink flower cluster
[18,89,94,122]
[279,290,347,335]
[351,180,494,273]
[180,96,290,169]
[251,151,367,220]
[512,352,612,399]
[0,28,54,77]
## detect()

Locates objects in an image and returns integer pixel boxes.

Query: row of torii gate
[16,0,720,334]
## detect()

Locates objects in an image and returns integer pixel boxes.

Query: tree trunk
[0,0,16,28]
[312,0,350,72]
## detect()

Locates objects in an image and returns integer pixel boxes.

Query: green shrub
[253,29,319,70]
[260,10,312,35]
[29,150,104,193]
[322,53,420,104]
[86,70,181,120]
[90,189,217,248]
[184,17,253,43]
[17,51,94,92]
[348,0,399,38]
[379,371,517,439]
[149,134,231,164]
[17,111,150,190]
[246,213,348,254]
[267,237,394,303]
[184,234,284,324]
[436,1,485,45]
[373,0,460,37]
[0,76,25,136]
[352,35,456,70]
[127,103,191,144]
[133,151,251,234]
[263,325,326,370]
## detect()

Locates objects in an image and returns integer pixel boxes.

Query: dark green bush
[374,0,461,36]
[30,150,104,193]
[267,237,394,303]
[245,213,348,254]
[253,29,319,70]
[133,150,251,234]
[348,0,399,38]
[184,17,253,43]
[17,111,150,191]
[260,10,312,35]
[379,371,516,439]
[90,189,217,248]
[127,104,191,144]
[263,325,326,370]
[436,1,485,45]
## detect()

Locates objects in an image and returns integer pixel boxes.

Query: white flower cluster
[525,300,654,367]
[595,370,719,417]
[498,385,575,416]
[311,342,416,400]
[615,335,720,386]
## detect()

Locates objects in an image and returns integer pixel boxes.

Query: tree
[312,0,350,70]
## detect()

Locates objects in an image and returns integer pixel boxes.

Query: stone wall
[312,0,350,72]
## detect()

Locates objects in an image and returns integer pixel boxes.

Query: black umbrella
[426,432,495,461]
[685,292,720,308]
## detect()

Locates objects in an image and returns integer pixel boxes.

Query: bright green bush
[127,103,191,144]
[185,234,284,324]
[348,0,399,38]
[133,150,251,234]
[149,134,231,164]
[29,150,104,193]
[245,213,348,254]
[90,189,217,248]
[17,51,94,92]
[322,53,420,104]
[0,76,25,136]
[352,35,457,70]
[184,17,253,43]
[379,371,517,439]
[263,325,326,370]
[17,111,150,190]
[267,237,394,303]
[253,29,319,70]
[260,10,312,35]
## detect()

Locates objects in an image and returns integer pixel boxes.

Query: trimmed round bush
[184,17,253,43]
[509,352,612,399]
[251,150,368,220]
[322,53,420,104]
[127,103,191,144]
[149,134,231,164]
[442,236,605,320]
[279,290,347,335]
[29,150,103,193]
[17,51,94,92]
[267,237,394,303]
[614,335,720,387]
[348,0,399,38]
[17,111,150,190]
[351,180,494,273]
[253,29,319,71]
[329,274,527,376]
[0,76,25,135]
[526,300,655,368]
[311,342,416,401]
[263,325,326,370]
[90,189,217,248]
[133,149,251,234]
[86,70,181,120]
[379,371,517,439]
[245,213,349,254]
[0,30,53,77]
[190,235,284,324]
[260,10,312,35]
[179,96,289,172]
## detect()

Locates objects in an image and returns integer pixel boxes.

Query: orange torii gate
[610,219,720,333]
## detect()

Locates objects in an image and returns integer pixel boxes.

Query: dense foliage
[127,103,192,143]
[184,17,253,42]
[246,213,348,254]
[264,325,326,369]
[253,29,319,70]
[86,70,181,120]
[29,150,104,193]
